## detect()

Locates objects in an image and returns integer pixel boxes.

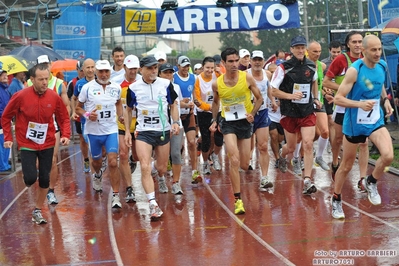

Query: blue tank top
[343,59,387,137]
[173,73,196,98]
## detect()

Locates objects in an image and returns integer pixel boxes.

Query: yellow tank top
[118,80,136,132]
[217,71,253,119]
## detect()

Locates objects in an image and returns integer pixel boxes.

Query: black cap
[213,54,221,64]
[140,56,158,68]
[290,36,307,47]
[159,63,174,72]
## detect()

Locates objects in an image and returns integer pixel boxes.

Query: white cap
[239,49,250,58]
[124,55,140,68]
[177,56,190,67]
[154,51,167,61]
[194,63,202,70]
[95,60,112,70]
[37,55,50,64]
[251,50,264,59]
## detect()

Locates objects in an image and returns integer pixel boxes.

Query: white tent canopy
[146,41,173,55]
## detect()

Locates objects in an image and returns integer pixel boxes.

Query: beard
[97,78,110,85]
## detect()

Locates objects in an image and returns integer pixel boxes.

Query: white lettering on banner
[266,4,289,26]
[184,9,205,31]
[241,6,262,28]
[207,8,229,30]
[161,4,290,32]
[230,7,239,29]
[123,2,299,35]
[159,11,182,32]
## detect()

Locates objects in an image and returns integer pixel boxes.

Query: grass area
[369,144,399,169]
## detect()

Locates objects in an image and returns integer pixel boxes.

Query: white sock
[316,137,329,158]
[293,142,302,158]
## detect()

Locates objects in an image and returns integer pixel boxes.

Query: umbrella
[51,59,79,73]
[9,45,64,65]
[0,55,33,75]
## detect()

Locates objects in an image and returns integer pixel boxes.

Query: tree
[219,31,256,52]
[221,0,369,59]
[186,46,206,59]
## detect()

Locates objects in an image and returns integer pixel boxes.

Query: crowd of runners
[1,31,393,224]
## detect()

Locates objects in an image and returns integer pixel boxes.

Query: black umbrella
[9,45,64,65]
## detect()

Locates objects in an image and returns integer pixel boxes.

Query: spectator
[238,49,251,70]
[0,68,11,171]
[8,71,26,96]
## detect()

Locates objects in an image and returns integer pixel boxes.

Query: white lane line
[107,192,123,266]
[203,181,295,266]
[0,150,81,220]
[289,161,399,231]
[317,188,399,231]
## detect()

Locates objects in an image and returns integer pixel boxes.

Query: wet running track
[0,143,399,265]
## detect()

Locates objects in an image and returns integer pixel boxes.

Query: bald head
[307,41,322,62]
[82,58,95,80]
[362,34,380,49]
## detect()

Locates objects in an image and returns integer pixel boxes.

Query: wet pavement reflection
[0,144,398,265]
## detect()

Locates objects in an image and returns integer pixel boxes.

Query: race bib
[292,83,310,104]
[357,99,380,124]
[142,109,161,129]
[206,91,214,104]
[224,104,246,121]
[26,122,48,144]
[97,104,116,122]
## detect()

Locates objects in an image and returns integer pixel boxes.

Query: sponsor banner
[55,50,86,59]
[53,2,101,60]
[368,0,399,27]
[55,25,87,36]
[122,2,300,35]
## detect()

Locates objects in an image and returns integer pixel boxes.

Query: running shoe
[274,160,279,168]
[315,156,330,171]
[278,157,287,173]
[362,177,381,205]
[234,199,245,215]
[46,191,58,205]
[259,176,273,191]
[125,187,136,203]
[291,157,302,176]
[202,163,211,175]
[331,163,340,182]
[149,203,163,221]
[158,177,168,193]
[172,182,183,195]
[92,170,103,192]
[191,170,202,184]
[101,156,107,172]
[302,177,317,195]
[331,198,345,219]
[112,194,122,208]
[32,209,47,224]
[83,160,90,173]
[357,177,367,193]
[211,153,222,171]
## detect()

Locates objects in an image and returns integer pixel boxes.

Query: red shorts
[280,113,316,134]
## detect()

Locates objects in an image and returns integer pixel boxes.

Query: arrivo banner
[121,2,300,35]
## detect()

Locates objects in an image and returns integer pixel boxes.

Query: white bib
[26,122,48,144]
[357,99,380,124]
[224,103,246,121]
[291,83,310,104]
[96,104,116,122]
[142,108,162,129]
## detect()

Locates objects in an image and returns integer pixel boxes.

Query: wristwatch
[173,120,181,126]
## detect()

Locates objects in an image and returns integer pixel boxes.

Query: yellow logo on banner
[125,9,157,34]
